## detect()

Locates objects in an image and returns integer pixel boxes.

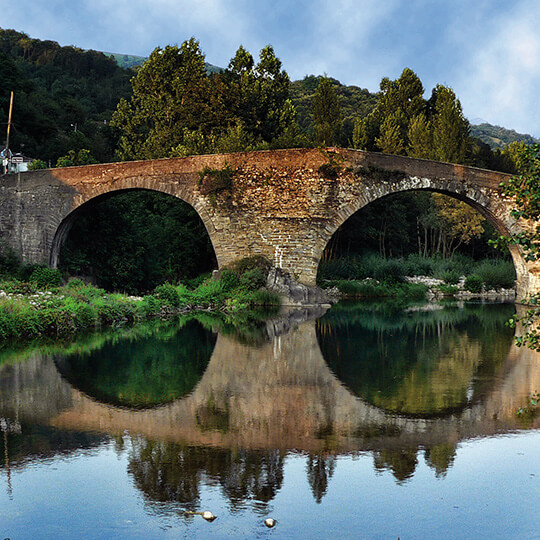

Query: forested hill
[470,123,540,149]
[0,28,133,164]
[0,27,537,167]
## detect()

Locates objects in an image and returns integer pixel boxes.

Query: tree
[429,85,470,163]
[497,143,540,262]
[312,76,341,146]
[112,39,217,160]
[495,143,540,349]
[354,68,425,153]
[56,148,97,167]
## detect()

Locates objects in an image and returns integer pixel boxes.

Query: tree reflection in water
[317,302,515,416]
[127,437,286,511]
[307,454,336,503]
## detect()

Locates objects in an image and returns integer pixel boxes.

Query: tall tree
[429,85,470,163]
[313,76,342,146]
[112,39,219,160]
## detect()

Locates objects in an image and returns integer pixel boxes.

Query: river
[1,301,539,539]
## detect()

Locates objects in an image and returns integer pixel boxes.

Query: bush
[441,270,461,285]
[373,258,405,283]
[232,256,271,276]
[219,269,240,290]
[153,282,180,307]
[464,275,483,293]
[29,266,62,288]
[239,267,267,289]
[405,254,436,276]
[475,260,516,290]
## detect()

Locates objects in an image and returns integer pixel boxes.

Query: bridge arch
[49,184,219,273]
[315,174,529,298]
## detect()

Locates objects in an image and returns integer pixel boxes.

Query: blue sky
[2,0,539,136]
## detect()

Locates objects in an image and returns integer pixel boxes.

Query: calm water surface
[1,302,540,539]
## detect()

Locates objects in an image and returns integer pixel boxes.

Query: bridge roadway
[1,147,538,300]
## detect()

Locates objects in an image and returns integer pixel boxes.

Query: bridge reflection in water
[1,303,540,509]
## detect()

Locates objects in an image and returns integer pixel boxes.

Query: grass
[318,253,516,298]
[0,268,280,343]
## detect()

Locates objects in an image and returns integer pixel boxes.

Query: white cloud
[454,2,540,135]
[293,0,401,84]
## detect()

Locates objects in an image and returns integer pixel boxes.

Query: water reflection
[128,437,285,512]
[318,302,515,416]
[55,319,216,408]
[1,302,539,516]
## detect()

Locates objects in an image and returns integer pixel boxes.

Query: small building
[1,148,34,173]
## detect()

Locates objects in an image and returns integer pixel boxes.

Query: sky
[2,0,539,136]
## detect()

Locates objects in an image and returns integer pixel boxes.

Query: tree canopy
[111,40,300,160]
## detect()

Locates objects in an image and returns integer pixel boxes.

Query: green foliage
[198,164,234,195]
[516,392,540,420]
[437,284,458,295]
[0,29,132,164]
[471,123,539,150]
[28,159,47,170]
[441,270,461,285]
[219,269,240,290]
[464,275,483,293]
[28,266,62,288]
[496,144,540,261]
[112,40,294,160]
[154,282,180,307]
[318,161,341,180]
[239,267,267,289]
[230,255,271,275]
[313,76,342,146]
[59,191,217,293]
[372,259,406,283]
[55,148,98,167]
[429,85,470,163]
[474,260,516,290]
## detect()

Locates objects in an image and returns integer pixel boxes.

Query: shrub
[406,254,435,276]
[475,260,516,290]
[441,270,461,285]
[239,267,267,289]
[219,269,240,290]
[29,266,62,288]
[438,284,458,295]
[154,282,180,307]
[232,256,271,275]
[373,258,405,283]
[464,275,483,293]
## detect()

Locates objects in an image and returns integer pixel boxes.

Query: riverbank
[0,274,279,343]
[324,275,516,301]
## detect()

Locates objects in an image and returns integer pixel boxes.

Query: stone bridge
[1,147,537,299]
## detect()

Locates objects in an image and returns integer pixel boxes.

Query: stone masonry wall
[1,147,538,300]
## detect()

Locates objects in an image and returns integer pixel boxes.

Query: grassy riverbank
[318,254,516,299]
[0,267,279,343]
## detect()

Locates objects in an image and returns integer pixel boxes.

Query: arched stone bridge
[1,147,537,299]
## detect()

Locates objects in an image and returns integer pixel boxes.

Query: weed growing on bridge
[198,164,234,194]
[351,165,407,182]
